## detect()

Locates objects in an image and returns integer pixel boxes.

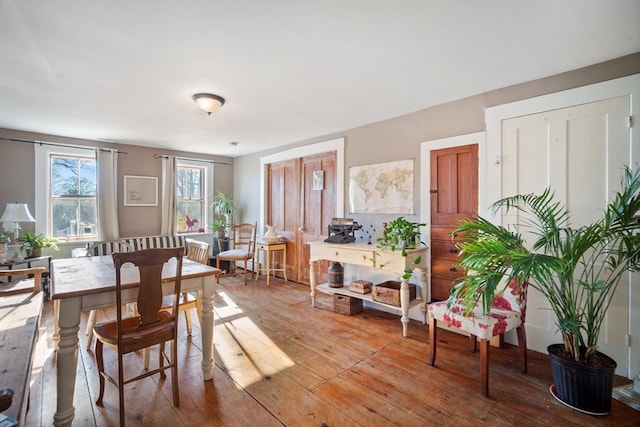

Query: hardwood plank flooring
[24,275,639,426]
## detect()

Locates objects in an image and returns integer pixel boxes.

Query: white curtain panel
[160,155,177,235]
[97,148,120,240]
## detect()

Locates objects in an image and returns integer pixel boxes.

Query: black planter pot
[548,344,617,415]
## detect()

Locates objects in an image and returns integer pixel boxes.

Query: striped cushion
[119,235,186,254]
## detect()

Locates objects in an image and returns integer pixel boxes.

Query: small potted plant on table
[19,231,59,258]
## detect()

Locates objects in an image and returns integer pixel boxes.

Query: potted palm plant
[448,166,640,414]
[210,190,235,231]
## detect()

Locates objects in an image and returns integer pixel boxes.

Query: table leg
[200,275,216,380]
[400,279,410,337]
[416,268,428,324]
[266,248,271,286]
[309,260,316,307]
[53,297,81,427]
[283,247,287,282]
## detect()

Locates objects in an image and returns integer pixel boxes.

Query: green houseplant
[449,166,640,414]
[210,190,235,217]
[211,219,228,238]
[376,217,427,280]
[19,231,59,257]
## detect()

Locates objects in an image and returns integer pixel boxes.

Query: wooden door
[429,144,478,301]
[266,151,336,284]
[266,158,300,282]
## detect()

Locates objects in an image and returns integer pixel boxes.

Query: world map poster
[348,159,414,214]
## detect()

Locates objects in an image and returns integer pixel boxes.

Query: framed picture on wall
[124,175,158,206]
[313,170,324,190]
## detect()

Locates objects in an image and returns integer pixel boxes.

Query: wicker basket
[372,281,417,306]
[334,294,363,315]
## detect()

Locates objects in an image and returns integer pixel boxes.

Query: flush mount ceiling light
[192,93,225,115]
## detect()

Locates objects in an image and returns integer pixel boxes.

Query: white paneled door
[501,95,632,375]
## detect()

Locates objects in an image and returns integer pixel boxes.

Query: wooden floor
[25,275,639,426]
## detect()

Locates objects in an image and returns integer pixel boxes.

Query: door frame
[485,73,640,378]
[259,138,345,232]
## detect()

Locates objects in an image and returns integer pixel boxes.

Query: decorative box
[349,280,372,294]
[372,281,417,306]
[334,294,363,315]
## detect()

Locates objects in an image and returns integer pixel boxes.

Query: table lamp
[0,203,36,259]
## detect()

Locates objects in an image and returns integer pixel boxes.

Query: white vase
[263,224,279,243]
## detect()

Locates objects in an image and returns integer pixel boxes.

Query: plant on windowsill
[376,217,426,280]
[18,231,59,257]
[448,166,640,414]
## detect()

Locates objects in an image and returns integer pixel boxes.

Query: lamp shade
[193,93,225,115]
[0,203,36,223]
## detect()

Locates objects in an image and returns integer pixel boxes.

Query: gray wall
[0,129,233,256]
[235,53,640,232]
[1,53,639,256]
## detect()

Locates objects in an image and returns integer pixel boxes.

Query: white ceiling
[1,1,639,158]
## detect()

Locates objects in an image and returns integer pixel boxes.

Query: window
[176,161,211,233]
[50,154,97,238]
[35,144,98,241]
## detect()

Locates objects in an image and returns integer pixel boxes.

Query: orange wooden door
[266,151,336,284]
[429,144,478,301]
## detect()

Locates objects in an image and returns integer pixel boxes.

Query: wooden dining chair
[142,239,211,369]
[84,241,133,350]
[217,222,257,285]
[93,248,184,426]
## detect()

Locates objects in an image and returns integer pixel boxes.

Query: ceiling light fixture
[192,93,225,115]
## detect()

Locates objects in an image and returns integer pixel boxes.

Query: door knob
[449,266,458,272]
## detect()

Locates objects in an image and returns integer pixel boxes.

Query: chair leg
[86,310,97,350]
[95,340,105,405]
[171,338,180,407]
[243,260,248,285]
[159,342,166,379]
[516,326,528,374]
[183,308,192,336]
[117,352,125,427]
[428,316,437,366]
[470,334,477,353]
[480,338,489,397]
[143,347,150,370]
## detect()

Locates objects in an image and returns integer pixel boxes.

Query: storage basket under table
[333,294,363,315]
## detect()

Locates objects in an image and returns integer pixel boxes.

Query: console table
[308,241,428,336]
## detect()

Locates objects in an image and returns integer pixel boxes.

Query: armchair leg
[516,326,528,374]
[428,316,437,366]
[480,338,489,397]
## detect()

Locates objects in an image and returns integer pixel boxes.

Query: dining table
[49,254,220,427]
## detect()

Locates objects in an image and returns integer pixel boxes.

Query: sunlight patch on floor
[214,291,295,388]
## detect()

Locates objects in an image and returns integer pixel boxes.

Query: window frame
[175,159,213,234]
[35,144,98,242]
